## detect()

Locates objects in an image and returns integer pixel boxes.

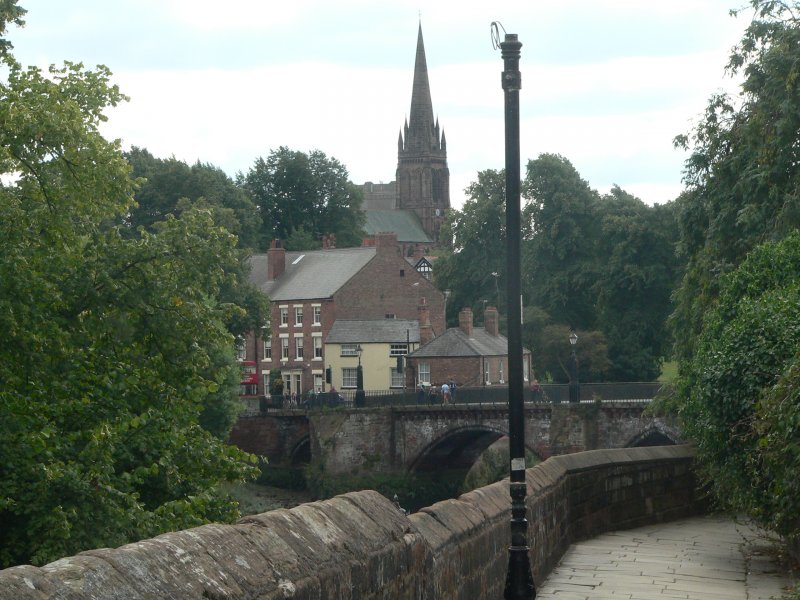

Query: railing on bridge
[240,382,661,415]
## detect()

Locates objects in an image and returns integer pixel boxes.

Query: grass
[658,361,678,383]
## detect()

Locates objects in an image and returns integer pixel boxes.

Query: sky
[9,1,751,208]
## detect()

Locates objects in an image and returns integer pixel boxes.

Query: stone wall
[0,445,701,599]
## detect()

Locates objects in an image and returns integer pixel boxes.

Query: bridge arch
[408,424,543,474]
[625,423,682,448]
[289,435,311,465]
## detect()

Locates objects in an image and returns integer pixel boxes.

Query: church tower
[396,24,450,242]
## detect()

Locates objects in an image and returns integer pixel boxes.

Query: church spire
[406,23,436,153]
[396,22,450,243]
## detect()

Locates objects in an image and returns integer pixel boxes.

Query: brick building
[245,233,445,396]
[405,306,532,389]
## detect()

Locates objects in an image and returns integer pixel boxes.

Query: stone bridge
[229,402,681,476]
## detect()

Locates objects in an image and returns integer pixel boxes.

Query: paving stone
[537,515,795,600]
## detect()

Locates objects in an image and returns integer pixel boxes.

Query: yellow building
[325,319,421,392]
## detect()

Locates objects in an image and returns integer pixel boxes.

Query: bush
[678,232,800,546]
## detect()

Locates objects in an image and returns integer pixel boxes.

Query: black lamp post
[493,22,535,600]
[355,344,365,408]
[568,330,579,403]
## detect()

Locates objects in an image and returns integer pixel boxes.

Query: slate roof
[364,210,432,243]
[408,327,510,358]
[326,320,421,344]
[248,247,376,301]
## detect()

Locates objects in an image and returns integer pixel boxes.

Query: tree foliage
[678,232,800,545]
[0,6,257,567]
[124,147,262,249]
[523,154,600,330]
[436,156,680,382]
[672,0,800,362]
[242,147,365,250]
[434,169,507,326]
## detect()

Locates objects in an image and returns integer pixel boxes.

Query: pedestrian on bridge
[441,381,451,404]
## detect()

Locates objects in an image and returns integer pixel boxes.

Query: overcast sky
[10,1,750,208]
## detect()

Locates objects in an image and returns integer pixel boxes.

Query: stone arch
[289,435,311,465]
[625,422,683,448]
[408,424,542,473]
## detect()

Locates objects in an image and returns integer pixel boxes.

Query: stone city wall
[0,445,701,599]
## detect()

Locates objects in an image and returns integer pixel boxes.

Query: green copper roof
[364,210,432,243]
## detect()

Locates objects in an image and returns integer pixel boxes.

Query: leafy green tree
[594,187,681,380]
[0,6,256,567]
[124,147,262,249]
[672,0,800,362]
[522,154,600,330]
[434,169,507,326]
[678,232,800,547]
[532,324,610,383]
[243,147,365,249]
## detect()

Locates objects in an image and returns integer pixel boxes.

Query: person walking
[441,381,451,404]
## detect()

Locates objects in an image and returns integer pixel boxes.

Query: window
[280,307,288,326]
[485,361,491,385]
[523,356,529,382]
[281,338,289,360]
[263,337,272,360]
[295,306,303,326]
[418,362,430,384]
[389,343,408,356]
[313,373,323,391]
[499,360,505,384]
[390,368,404,388]
[235,337,246,361]
[313,336,323,359]
[295,336,304,360]
[313,305,321,325]
[342,367,358,388]
[400,269,405,277]
[341,343,359,357]
[417,262,432,280]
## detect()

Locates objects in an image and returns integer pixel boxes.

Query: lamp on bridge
[355,344,366,408]
[569,329,579,403]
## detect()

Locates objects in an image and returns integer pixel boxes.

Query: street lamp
[355,344,365,408]
[569,329,579,403]
[491,271,500,307]
[493,22,535,599]
[444,289,451,328]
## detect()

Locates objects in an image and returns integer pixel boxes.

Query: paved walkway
[537,515,795,599]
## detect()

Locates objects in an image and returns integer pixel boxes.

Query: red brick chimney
[376,232,399,254]
[484,305,499,336]
[267,239,285,280]
[418,297,434,345]
[459,307,474,336]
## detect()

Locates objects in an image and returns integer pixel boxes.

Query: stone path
[536,515,795,599]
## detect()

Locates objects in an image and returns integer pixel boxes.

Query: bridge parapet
[0,446,701,599]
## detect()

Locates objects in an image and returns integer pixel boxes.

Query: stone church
[361,24,450,256]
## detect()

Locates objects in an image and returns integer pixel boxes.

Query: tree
[671,0,800,362]
[0,6,257,567]
[678,232,800,547]
[243,147,365,250]
[522,154,600,330]
[531,324,610,383]
[124,147,262,249]
[593,187,681,380]
[434,169,507,327]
